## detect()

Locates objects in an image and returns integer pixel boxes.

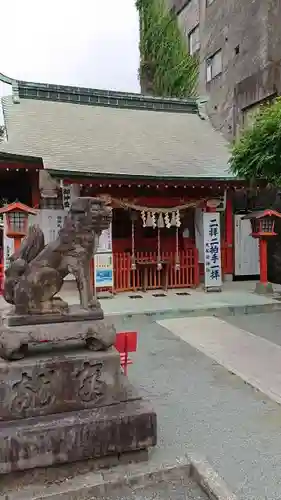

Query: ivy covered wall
[136,0,198,98]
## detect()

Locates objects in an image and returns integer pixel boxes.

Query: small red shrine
[0,76,246,293]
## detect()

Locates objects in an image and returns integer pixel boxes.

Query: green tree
[230,97,281,184]
[136,0,198,97]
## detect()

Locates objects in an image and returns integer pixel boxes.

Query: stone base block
[0,348,139,421]
[255,281,273,295]
[4,304,104,327]
[0,399,157,474]
[0,318,116,360]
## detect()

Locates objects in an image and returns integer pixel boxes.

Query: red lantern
[0,202,37,251]
[243,209,281,293]
[245,209,280,238]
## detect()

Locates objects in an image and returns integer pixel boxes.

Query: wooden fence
[113,249,199,293]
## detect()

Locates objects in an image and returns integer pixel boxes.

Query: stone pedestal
[0,312,116,360]
[0,347,157,474]
[255,282,274,295]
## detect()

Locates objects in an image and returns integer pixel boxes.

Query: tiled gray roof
[0,86,233,180]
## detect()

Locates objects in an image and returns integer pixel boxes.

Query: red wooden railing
[113,249,199,293]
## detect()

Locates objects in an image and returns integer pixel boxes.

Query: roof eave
[0,151,43,164]
[46,168,238,183]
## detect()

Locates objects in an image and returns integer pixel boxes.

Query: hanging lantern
[243,210,279,238]
[157,213,164,228]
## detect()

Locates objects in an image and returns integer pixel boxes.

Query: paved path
[224,310,281,348]
[157,316,281,406]
[0,280,280,319]
[1,280,278,318]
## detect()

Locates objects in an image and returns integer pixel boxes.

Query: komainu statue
[4,197,112,316]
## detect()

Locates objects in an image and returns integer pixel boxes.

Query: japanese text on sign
[203,212,222,289]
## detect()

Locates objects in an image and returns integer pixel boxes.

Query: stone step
[101,478,208,500]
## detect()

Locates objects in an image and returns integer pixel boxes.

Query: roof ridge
[1,72,198,113]
[16,79,196,103]
[12,79,198,114]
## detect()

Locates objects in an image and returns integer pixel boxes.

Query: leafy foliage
[230,98,281,183]
[136,0,198,97]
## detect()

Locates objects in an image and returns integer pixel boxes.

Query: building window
[188,25,200,56]
[242,95,276,130]
[206,50,222,82]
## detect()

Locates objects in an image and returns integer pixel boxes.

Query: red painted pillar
[259,238,268,284]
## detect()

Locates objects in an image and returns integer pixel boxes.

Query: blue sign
[95,269,113,287]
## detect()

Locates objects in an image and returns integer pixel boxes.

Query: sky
[0,0,140,100]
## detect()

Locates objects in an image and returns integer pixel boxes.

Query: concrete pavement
[158,315,281,406]
[1,280,279,319]
[112,313,281,500]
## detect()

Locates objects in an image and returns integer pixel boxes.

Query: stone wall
[177,0,199,40]
[199,0,268,140]
[233,62,281,135]
[168,0,281,140]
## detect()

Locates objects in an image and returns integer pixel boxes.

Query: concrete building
[169,0,281,140]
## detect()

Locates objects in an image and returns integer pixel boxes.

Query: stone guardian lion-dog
[4,197,112,316]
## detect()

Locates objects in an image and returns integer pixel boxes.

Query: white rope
[157,227,162,270]
[175,226,180,271]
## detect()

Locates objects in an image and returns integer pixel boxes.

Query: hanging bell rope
[107,196,209,213]
[157,226,162,270]
[157,213,165,228]
[131,217,136,270]
[175,226,180,271]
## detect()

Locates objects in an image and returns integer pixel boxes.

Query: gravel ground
[111,314,281,500]
[99,479,208,500]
